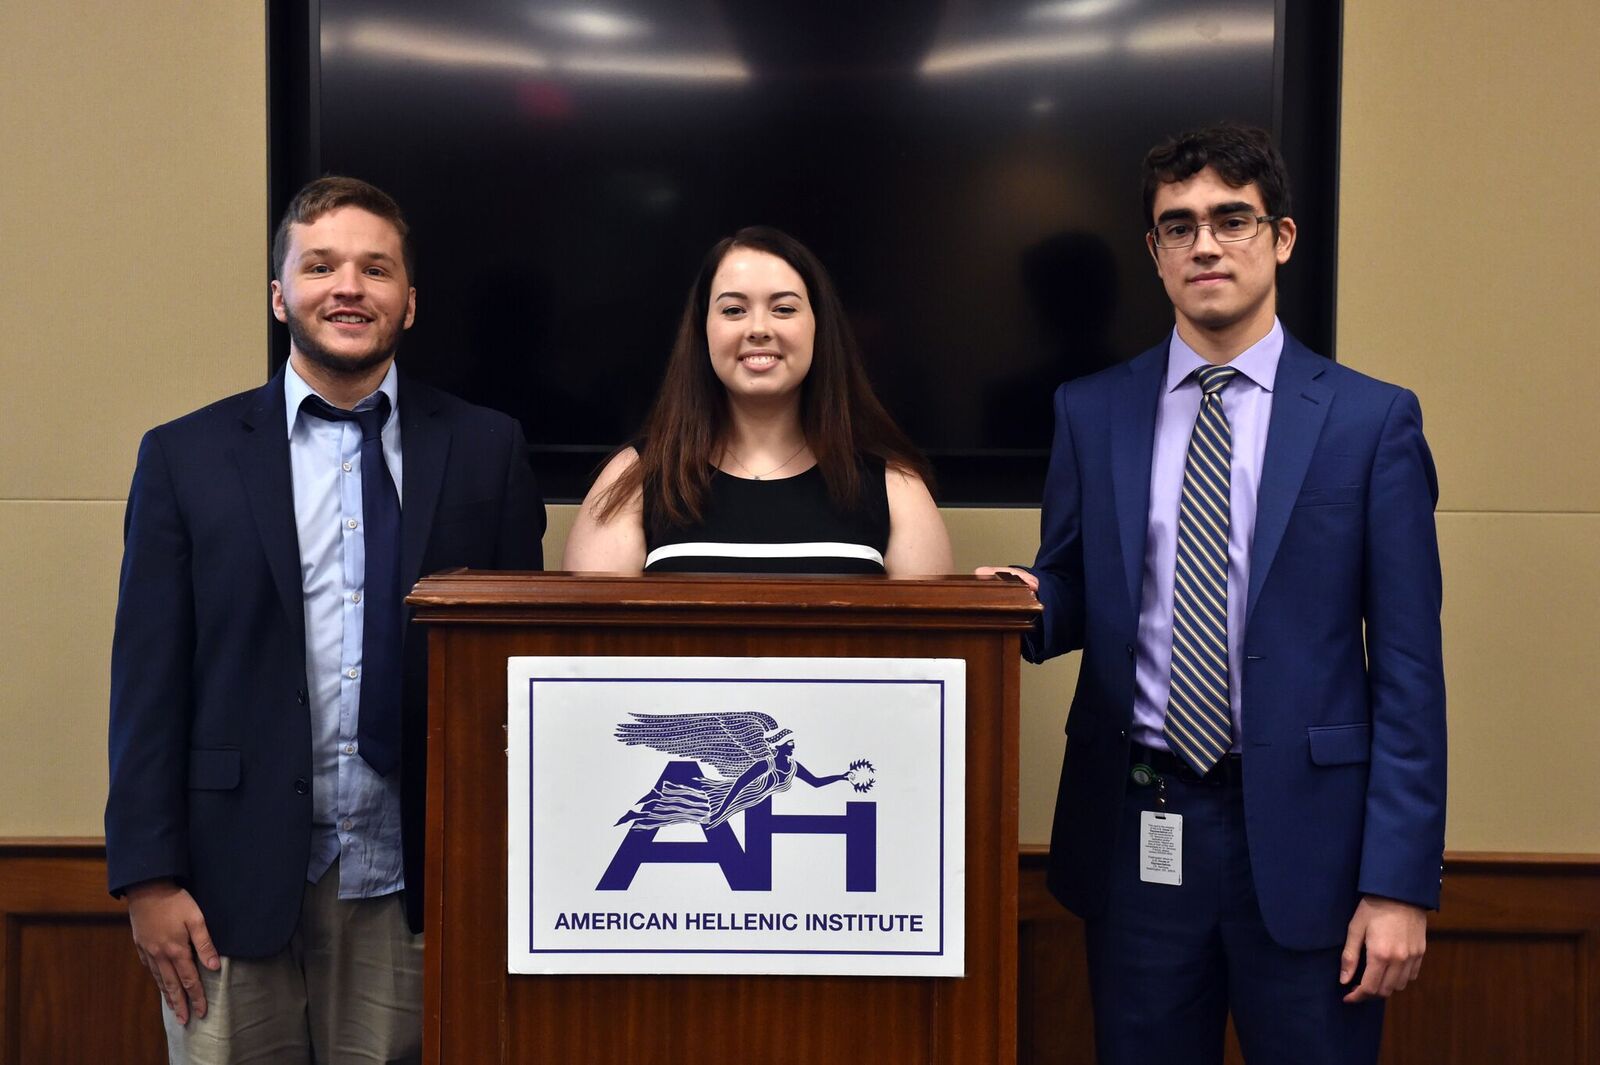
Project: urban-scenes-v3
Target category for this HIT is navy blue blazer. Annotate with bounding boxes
[1026,334,1446,950]
[106,370,545,957]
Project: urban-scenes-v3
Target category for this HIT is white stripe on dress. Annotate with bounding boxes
[644,541,885,568]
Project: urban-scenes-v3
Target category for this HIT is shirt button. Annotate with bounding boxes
[344,743,356,755]
[351,592,361,603]
[341,818,354,831]
[347,667,359,679]
[347,518,359,529]
[342,461,352,472]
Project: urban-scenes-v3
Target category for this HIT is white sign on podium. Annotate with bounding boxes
[507,656,965,976]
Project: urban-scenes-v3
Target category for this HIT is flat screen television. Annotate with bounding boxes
[269,0,1341,503]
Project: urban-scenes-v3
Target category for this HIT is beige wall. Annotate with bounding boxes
[2,3,1595,852]
[0,3,266,833]
[1339,0,1600,850]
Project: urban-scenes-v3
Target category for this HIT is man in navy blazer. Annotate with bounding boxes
[985,126,1445,1063]
[106,177,545,1061]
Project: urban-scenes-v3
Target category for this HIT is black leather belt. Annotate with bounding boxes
[1130,744,1244,787]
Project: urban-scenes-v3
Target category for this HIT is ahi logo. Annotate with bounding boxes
[598,711,878,892]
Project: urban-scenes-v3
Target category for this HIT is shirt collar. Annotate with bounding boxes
[1165,317,1284,394]
[283,359,400,438]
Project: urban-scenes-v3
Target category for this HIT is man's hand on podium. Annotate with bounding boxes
[127,878,221,1025]
[974,566,1039,593]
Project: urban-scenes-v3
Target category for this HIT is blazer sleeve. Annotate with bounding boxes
[493,419,547,570]
[105,429,195,896]
[1357,389,1447,909]
[1023,382,1087,663]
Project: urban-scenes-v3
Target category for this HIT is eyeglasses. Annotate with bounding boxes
[1150,213,1279,249]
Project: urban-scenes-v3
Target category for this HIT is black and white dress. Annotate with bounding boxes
[643,462,890,574]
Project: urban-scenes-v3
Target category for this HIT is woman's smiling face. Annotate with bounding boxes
[705,247,815,402]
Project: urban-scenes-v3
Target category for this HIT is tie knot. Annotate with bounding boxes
[1197,366,1239,397]
[300,392,391,441]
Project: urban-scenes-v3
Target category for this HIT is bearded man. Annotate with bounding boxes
[106,176,545,1063]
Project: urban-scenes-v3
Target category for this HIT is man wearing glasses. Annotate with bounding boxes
[984,125,1445,1063]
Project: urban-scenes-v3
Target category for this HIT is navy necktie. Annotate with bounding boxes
[300,392,402,777]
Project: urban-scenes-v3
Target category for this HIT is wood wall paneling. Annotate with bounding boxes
[0,840,165,1065]
[3,841,1594,1065]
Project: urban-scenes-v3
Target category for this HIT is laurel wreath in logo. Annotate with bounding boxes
[847,758,877,793]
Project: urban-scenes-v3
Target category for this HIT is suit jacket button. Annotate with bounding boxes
[1119,729,1128,741]
[1125,644,1135,658]
[296,689,307,706]
[294,778,310,795]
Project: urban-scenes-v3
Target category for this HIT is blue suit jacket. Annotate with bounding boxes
[105,370,545,957]
[1026,334,1446,950]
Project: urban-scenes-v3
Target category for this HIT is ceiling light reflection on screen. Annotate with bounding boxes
[328,19,745,83]
[1124,12,1275,54]
[1028,0,1127,22]
[534,8,652,41]
[329,21,551,72]
[920,33,1116,76]
[561,53,749,82]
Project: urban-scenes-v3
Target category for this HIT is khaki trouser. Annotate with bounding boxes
[161,860,422,1064]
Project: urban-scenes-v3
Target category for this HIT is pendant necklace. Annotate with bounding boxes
[726,440,808,480]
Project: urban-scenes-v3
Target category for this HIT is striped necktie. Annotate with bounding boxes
[1164,365,1240,775]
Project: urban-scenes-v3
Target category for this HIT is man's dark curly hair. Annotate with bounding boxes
[1141,124,1292,227]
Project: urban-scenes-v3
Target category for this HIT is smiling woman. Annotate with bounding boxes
[562,226,952,577]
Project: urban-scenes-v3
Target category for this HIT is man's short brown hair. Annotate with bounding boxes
[271,176,414,282]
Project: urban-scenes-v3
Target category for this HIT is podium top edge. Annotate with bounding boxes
[406,570,1043,620]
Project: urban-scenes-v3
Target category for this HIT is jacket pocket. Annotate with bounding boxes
[1294,484,1363,508]
[188,748,241,790]
[1307,723,1370,766]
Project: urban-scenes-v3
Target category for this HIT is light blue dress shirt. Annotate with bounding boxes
[1130,319,1284,752]
[284,361,406,898]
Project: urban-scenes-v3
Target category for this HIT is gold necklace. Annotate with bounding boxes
[725,440,808,480]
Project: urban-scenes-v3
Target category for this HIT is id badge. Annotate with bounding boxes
[1139,810,1183,885]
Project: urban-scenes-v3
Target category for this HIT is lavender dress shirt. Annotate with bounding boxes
[1130,319,1284,752]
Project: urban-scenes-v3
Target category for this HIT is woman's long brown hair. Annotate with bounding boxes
[594,227,932,532]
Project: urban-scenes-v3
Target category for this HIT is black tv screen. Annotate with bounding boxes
[270,0,1340,503]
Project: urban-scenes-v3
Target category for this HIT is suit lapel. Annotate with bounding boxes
[1112,343,1168,616]
[1246,337,1332,624]
[233,373,305,652]
[399,376,451,595]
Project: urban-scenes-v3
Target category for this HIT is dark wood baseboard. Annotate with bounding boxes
[4,840,1595,1064]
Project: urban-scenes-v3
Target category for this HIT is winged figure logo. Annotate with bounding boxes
[613,711,876,831]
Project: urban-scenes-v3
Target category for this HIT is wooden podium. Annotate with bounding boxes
[408,572,1040,1064]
